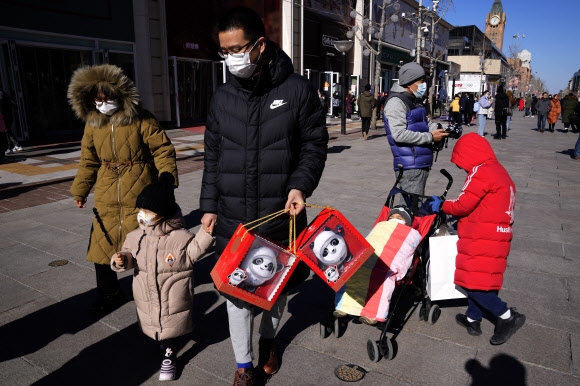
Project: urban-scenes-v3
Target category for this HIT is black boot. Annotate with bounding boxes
[490,308,526,345]
[456,314,482,336]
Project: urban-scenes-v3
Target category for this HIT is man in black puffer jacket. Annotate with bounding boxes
[200,7,328,385]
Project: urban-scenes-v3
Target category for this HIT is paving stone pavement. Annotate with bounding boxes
[0,114,579,385]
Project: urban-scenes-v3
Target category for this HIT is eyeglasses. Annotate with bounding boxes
[93,97,116,105]
[218,39,258,59]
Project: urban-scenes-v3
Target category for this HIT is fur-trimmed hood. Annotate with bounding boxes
[67,64,141,127]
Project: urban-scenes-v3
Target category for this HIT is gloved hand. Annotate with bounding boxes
[429,195,443,213]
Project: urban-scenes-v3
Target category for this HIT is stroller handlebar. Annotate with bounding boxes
[439,169,453,198]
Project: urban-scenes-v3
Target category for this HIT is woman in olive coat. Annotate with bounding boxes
[68,64,178,312]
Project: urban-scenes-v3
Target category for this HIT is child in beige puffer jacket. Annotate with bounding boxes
[111,172,214,381]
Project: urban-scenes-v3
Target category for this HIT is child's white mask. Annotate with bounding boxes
[137,210,160,229]
[388,218,407,225]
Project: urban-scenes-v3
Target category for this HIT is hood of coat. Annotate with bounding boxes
[67,64,141,127]
[450,133,497,171]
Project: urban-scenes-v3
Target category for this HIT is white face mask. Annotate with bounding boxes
[224,40,261,78]
[137,210,160,229]
[96,100,119,115]
[413,82,427,99]
[388,218,407,225]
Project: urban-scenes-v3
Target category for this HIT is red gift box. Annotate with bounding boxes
[210,224,298,310]
[293,208,374,291]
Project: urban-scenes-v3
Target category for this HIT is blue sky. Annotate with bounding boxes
[441,0,580,93]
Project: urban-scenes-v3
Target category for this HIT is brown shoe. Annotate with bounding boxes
[258,339,279,375]
[233,368,255,386]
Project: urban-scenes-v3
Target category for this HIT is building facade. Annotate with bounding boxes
[0,0,452,144]
[448,24,509,94]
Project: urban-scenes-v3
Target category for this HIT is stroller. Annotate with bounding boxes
[319,165,453,362]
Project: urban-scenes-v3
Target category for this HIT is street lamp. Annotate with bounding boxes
[333,40,354,135]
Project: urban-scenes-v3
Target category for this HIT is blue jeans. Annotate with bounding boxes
[463,289,508,321]
[506,115,511,130]
[574,134,580,157]
[524,107,530,116]
[477,114,487,136]
[537,114,547,131]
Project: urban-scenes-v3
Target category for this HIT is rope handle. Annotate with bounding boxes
[241,203,336,254]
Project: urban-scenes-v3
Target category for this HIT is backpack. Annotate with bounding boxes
[473,101,480,112]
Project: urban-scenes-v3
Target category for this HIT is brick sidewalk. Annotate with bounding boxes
[0,120,377,213]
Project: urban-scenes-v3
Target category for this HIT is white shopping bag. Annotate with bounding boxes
[427,235,466,301]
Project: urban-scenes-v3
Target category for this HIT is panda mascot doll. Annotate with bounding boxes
[310,225,352,282]
[236,246,284,292]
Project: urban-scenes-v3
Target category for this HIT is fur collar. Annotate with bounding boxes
[67,64,141,127]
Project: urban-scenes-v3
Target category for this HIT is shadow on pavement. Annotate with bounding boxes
[26,290,225,385]
[327,145,351,154]
[0,277,132,364]
[31,322,159,386]
[465,354,526,386]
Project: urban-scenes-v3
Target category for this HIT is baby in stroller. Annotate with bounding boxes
[333,206,421,325]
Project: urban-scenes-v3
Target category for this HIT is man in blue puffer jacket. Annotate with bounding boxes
[384,62,448,195]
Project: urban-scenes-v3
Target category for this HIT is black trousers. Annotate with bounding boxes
[361,117,371,135]
[495,115,507,137]
[95,263,120,295]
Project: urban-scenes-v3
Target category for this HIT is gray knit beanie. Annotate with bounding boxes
[399,62,426,87]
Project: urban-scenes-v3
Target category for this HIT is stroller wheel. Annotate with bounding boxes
[381,337,394,361]
[428,304,441,325]
[367,339,381,362]
[319,321,333,339]
[416,304,426,321]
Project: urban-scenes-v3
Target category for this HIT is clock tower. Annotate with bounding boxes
[485,0,506,51]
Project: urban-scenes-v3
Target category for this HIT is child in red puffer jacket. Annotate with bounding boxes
[429,133,525,345]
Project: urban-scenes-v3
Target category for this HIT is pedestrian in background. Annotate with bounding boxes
[68,64,178,314]
[358,84,376,140]
[201,8,328,385]
[524,94,532,117]
[466,93,475,126]
[383,62,448,195]
[429,133,525,346]
[111,173,214,381]
[571,101,580,160]
[547,94,561,132]
[494,86,510,139]
[561,93,578,132]
[506,90,515,131]
[460,92,469,125]
[477,90,492,136]
[536,92,552,133]
[0,111,8,162]
[450,94,461,124]
[531,94,538,117]
[345,91,354,121]
[0,89,22,154]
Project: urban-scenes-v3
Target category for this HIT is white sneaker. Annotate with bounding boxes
[159,358,176,381]
[4,149,12,155]
[13,146,22,152]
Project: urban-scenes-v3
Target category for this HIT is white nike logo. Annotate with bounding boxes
[270,100,287,109]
